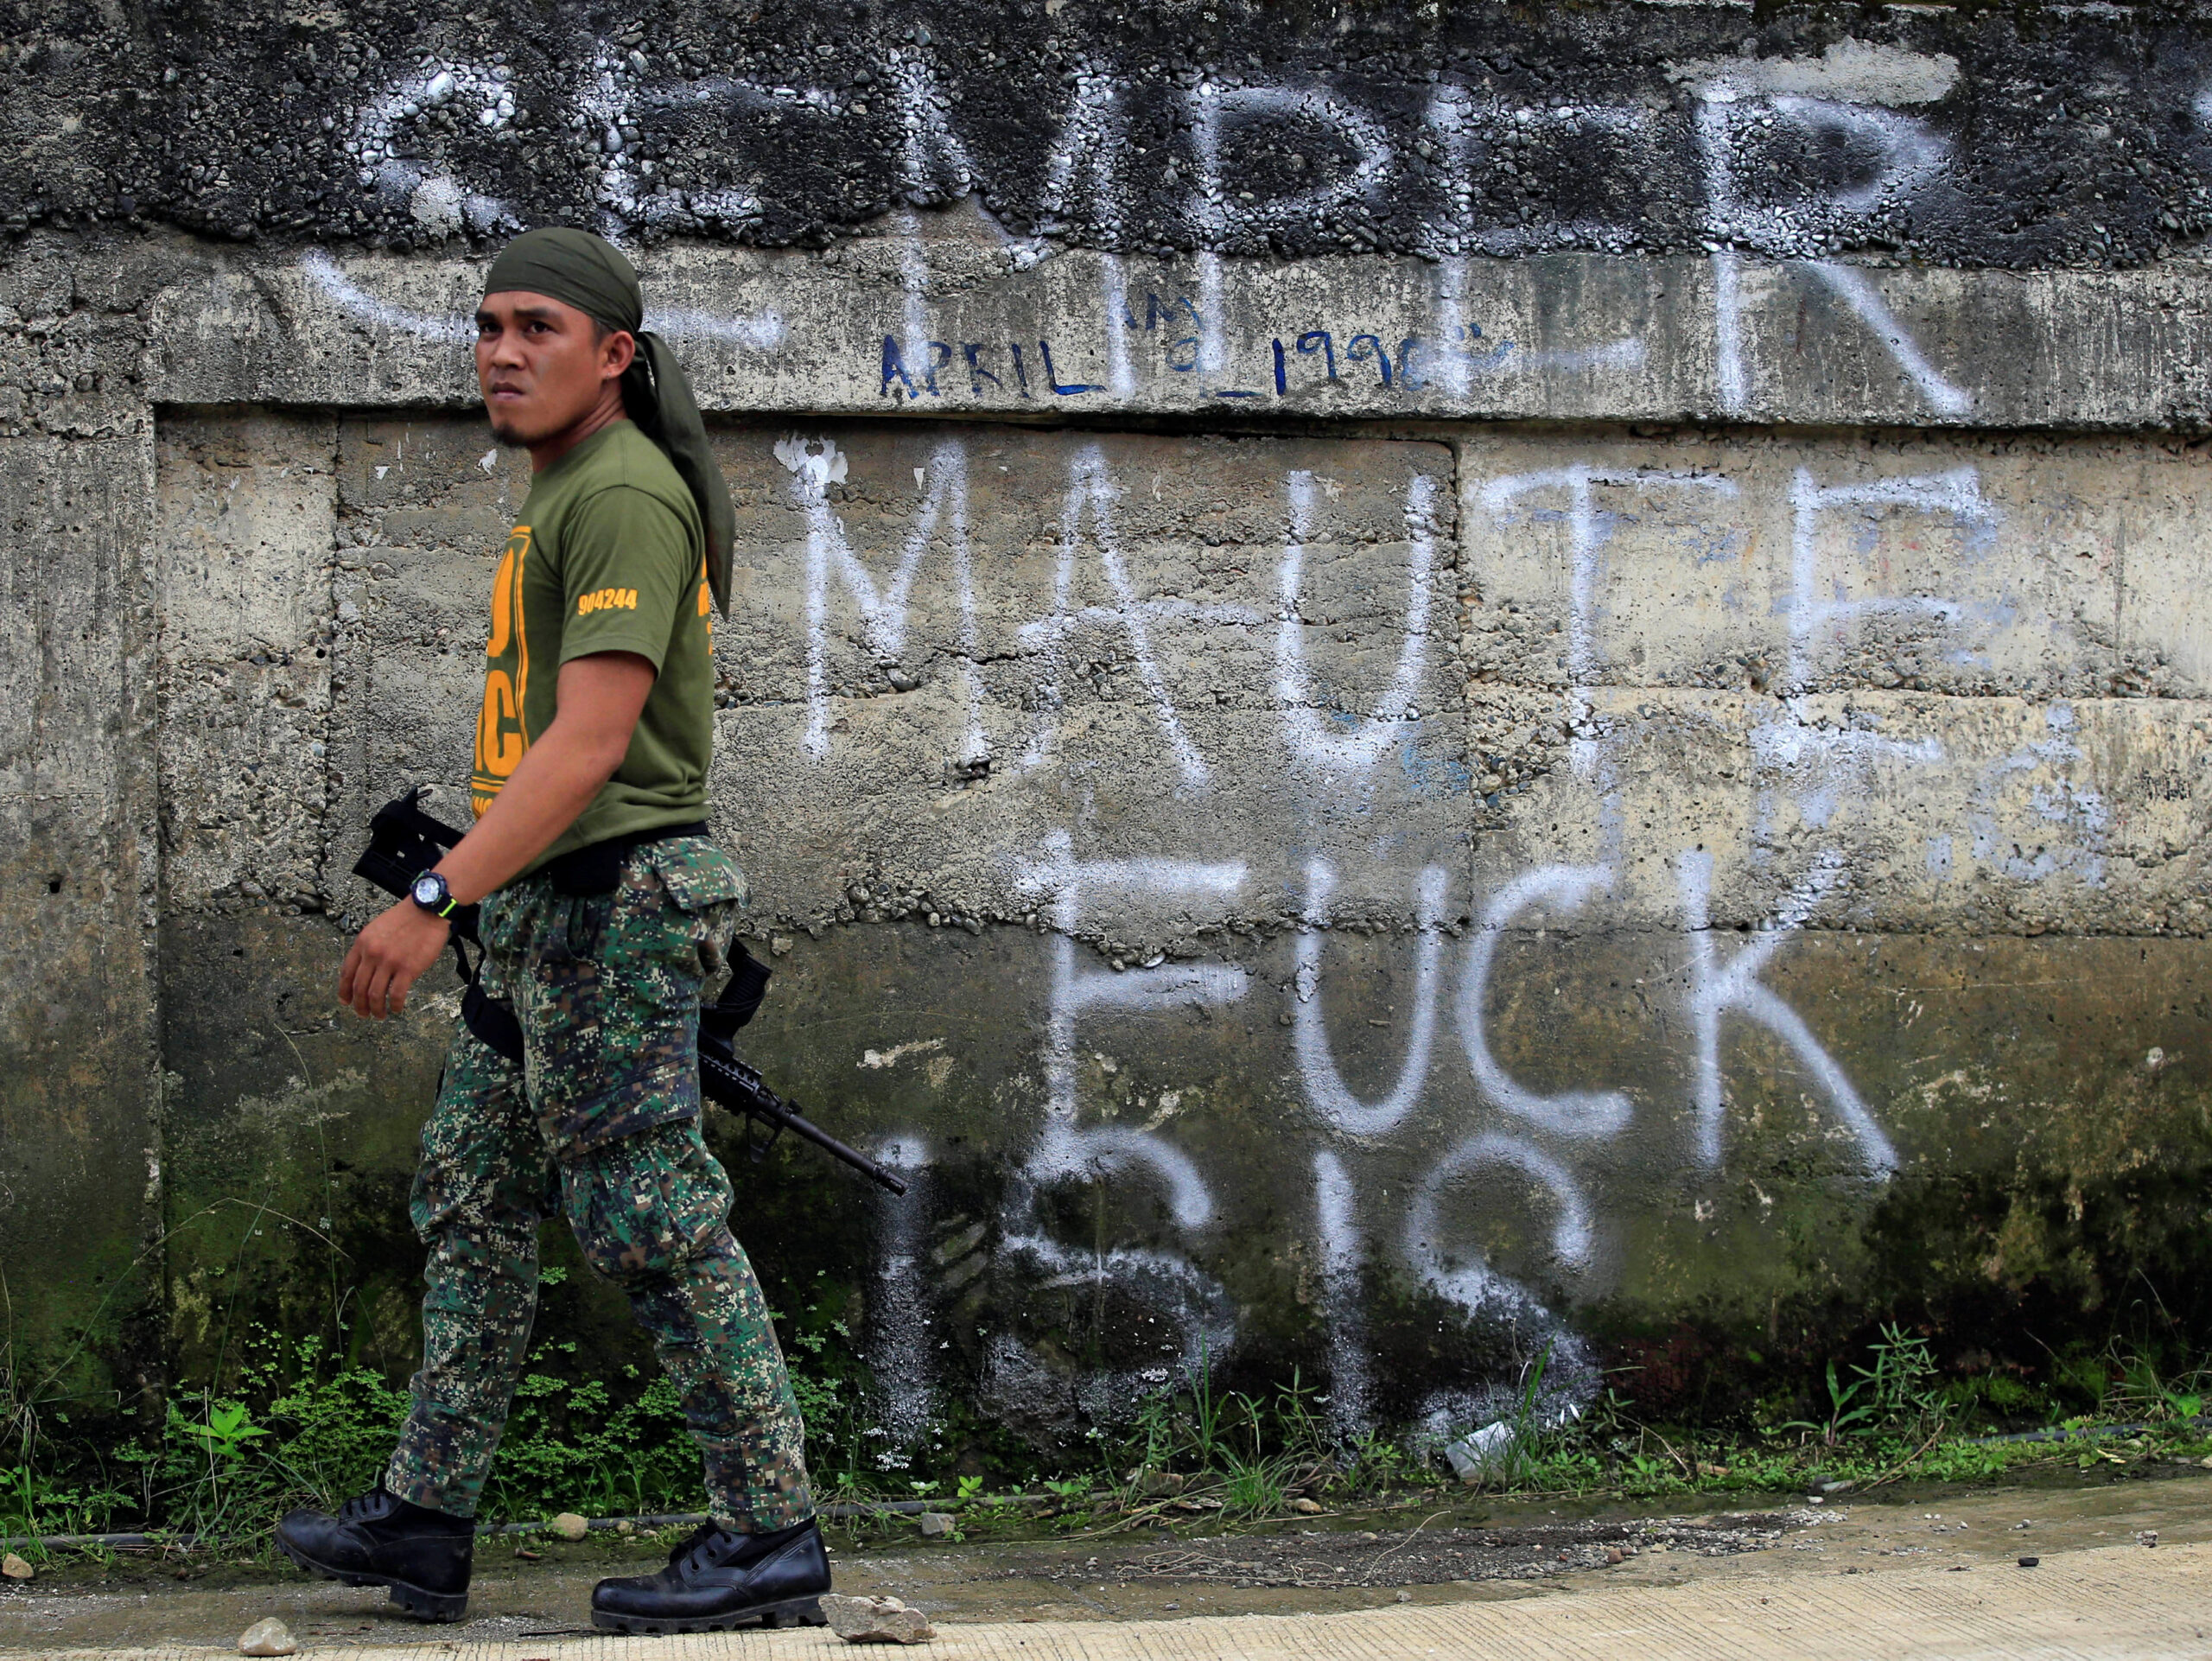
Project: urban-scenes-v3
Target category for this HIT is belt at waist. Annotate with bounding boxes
[541,821,710,896]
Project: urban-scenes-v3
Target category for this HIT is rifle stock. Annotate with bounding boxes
[352,789,907,1197]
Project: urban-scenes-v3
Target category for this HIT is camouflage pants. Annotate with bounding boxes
[384,838,815,1532]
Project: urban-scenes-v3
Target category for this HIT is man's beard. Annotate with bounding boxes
[486,410,534,448]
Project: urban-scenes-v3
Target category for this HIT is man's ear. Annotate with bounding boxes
[601,328,637,381]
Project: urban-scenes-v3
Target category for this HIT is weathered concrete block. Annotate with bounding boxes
[1473,688,2212,938]
[1458,427,2212,702]
[156,416,338,908]
[0,431,161,1408]
[96,368,2212,1448]
[139,239,2212,433]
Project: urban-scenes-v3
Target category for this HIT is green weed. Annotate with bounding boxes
[1782,1324,1948,1447]
[0,1464,130,1552]
[12,1309,2212,1550]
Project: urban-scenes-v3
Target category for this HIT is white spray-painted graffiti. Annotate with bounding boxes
[300,248,787,350]
[806,429,2088,1450]
[777,432,988,767]
[1694,81,1972,416]
[1783,466,1997,695]
[1679,850,1897,1175]
[925,833,1879,1448]
[1310,1149,1372,1444]
[1278,470,1439,773]
[307,40,1985,420]
[1016,448,1259,785]
[1478,465,1739,782]
[1459,867,1631,1142]
[861,1137,940,1463]
[971,834,1248,1439]
[1294,862,1448,1137]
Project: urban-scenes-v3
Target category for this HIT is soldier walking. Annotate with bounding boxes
[275,228,830,1634]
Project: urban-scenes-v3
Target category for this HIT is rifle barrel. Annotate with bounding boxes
[699,1052,909,1196]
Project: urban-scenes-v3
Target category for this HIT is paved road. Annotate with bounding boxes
[4,1474,2208,1658]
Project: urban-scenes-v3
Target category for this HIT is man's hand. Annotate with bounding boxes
[337,650,655,1022]
[338,899,454,1020]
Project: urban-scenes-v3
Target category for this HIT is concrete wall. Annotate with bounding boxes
[9,1,2212,1463]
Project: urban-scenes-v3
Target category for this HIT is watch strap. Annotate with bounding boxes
[412,871,460,919]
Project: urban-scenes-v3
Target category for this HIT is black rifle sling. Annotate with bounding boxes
[701,942,772,1042]
[461,977,527,1066]
[445,935,525,1067]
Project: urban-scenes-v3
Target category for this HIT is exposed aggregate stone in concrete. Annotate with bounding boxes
[8,3,2212,269]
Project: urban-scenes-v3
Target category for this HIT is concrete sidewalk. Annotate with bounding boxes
[5,1539,2207,1661]
[6,1475,2209,1660]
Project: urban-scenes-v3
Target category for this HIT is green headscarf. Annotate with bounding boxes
[483,227,735,616]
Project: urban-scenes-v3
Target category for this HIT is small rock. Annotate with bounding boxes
[1394,1589,1412,1603]
[1,1553,31,1581]
[238,1617,297,1657]
[1605,1547,1624,1564]
[550,1512,589,1541]
[1137,1470,1185,1498]
[822,1593,935,1644]
[2142,1531,2159,1548]
[617,1519,635,1535]
[917,1511,957,1538]
[771,935,794,957]
[2018,1556,2040,1569]
[1289,1497,1323,1514]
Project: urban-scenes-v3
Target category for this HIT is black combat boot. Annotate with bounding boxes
[590,1517,832,1633]
[274,1484,474,1621]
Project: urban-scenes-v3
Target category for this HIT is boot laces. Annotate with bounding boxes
[668,1521,727,1574]
[335,1487,397,1525]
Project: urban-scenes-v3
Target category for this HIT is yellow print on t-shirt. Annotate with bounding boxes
[471,525,532,817]
[577,586,638,617]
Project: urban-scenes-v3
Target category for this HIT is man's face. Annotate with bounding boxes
[474,290,631,447]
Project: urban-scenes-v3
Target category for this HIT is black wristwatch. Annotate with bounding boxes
[410,870,460,920]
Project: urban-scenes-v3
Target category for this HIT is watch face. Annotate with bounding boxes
[412,875,444,907]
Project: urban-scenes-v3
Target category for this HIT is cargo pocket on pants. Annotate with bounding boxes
[637,838,748,977]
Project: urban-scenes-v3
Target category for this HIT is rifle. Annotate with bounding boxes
[353,789,907,1196]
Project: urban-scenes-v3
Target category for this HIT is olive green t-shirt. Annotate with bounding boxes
[469,422,715,870]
